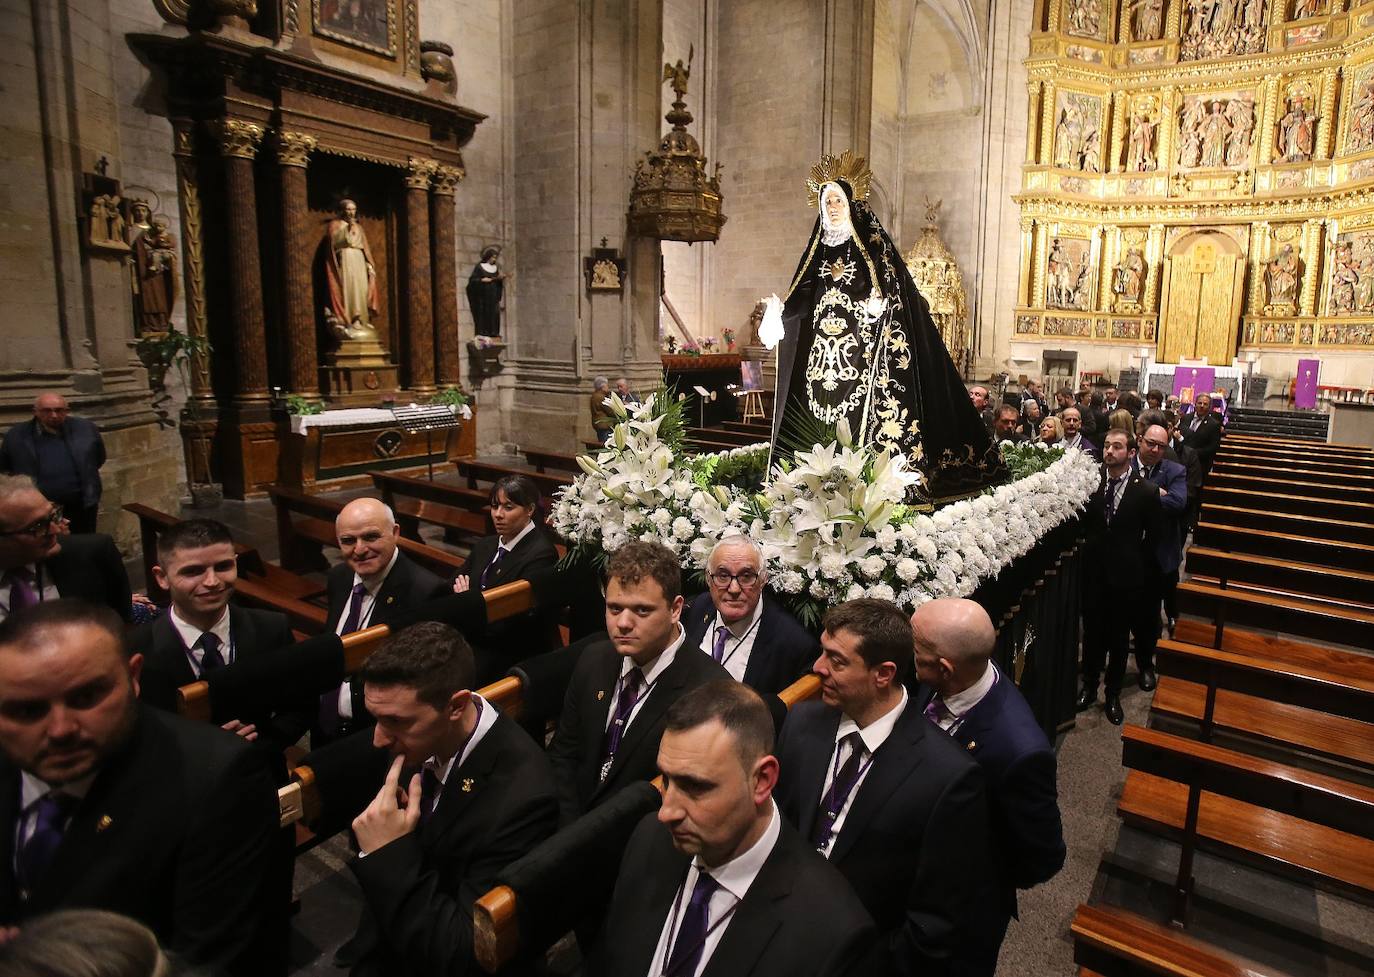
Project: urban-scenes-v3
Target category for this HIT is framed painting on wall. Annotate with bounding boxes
[313,0,397,58]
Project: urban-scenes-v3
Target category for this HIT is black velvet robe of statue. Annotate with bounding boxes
[466,262,503,337]
[771,186,1007,504]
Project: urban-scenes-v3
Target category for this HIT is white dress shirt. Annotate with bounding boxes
[423,693,497,814]
[929,662,998,734]
[697,598,763,683]
[334,548,400,720]
[646,803,782,977]
[605,624,685,735]
[818,688,908,858]
[169,604,233,677]
[0,563,61,623]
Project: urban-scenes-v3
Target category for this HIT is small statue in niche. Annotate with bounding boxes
[1053,103,1080,168]
[1329,242,1358,314]
[1359,257,1374,312]
[1200,101,1232,168]
[1225,99,1255,167]
[1277,93,1318,162]
[590,259,620,289]
[1348,81,1374,153]
[130,216,178,334]
[1080,127,1101,172]
[1046,237,1070,307]
[1127,109,1158,171]
[1066,0,1101,37]
[88,194,126,247]
[1292,0,1325,19]
[1263,244,1302,310]
[466,245,507,337]
[1112,248,1147,308]
[319,198,379,342]
[1129,0,1164,40]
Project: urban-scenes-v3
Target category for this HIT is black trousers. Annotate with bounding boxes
[1131,570,1174,674]
[1082,586,1140,695]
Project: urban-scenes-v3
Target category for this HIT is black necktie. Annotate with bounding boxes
[1105,476,1124,524]
[199,632,225,672]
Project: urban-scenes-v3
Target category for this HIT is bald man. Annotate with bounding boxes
[0,393,106,534]
[315,498,449,745]
[911,599,1065,974]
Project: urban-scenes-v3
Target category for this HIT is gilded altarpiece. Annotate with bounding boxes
[1015,0,1374,377]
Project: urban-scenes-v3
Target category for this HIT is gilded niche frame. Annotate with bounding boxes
[312,0,398,59]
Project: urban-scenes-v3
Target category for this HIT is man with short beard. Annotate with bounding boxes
[0,600,280,975]
[1058,407,1097,459]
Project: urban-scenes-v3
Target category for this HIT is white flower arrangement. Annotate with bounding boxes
[551,392,1100,622]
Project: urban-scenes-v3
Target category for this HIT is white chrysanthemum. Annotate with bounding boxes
[867,582,896,602]
[859,555,887,579]
[819,552,849,580]
[914,536,938,563]
[845,584,866,601]
[672,516,696,541]
[895,557,922,582]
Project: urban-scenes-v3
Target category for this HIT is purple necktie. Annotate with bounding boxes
[199,632,225,673]
[811,732,867,851]
[480,547,505,590]
[710,625,730,663]
[6,569,37,613]
[341,581,368,634]
[419,766,442,826]
[16,793,75,897]
[600,669,644,778]
[666,871,721,977]
[923,695,952,729]
[1104,476,1123,524]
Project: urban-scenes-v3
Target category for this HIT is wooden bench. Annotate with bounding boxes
[455,460,571,498]
[1193,520,1374,575]
[686,426,760,448]
[1203,471,1374,507]
[369,470,493,542]
[266,484,465,578]
[1198,503,1374,547]
[1176,579,1374,651]
[1222,432,1374,457]
[1185,546,1374,609]
[1202,485,1374,526]
[523,449,583,475]
[1213,448,1374,477]
[1151,638,1374,769]
[1118,724,1374,918]
[721,420,772,437]
[470,674,824,973]
[1070,902,1296,977]
[1211,459,1374,490]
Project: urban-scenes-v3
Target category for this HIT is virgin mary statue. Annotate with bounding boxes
[761,152,1006,503]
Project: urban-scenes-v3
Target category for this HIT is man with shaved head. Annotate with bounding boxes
[0,393,106,534]
[911,598,1065,974]
[315,498,449,745]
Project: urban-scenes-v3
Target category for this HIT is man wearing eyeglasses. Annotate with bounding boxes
[314,498,448,746]
[1132,424,1188,682]
[682,535,816,695]
[0,394,106,535]
[0,475,130,625]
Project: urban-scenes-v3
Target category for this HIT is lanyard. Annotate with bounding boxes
[600,670,659,781]
[715,612,763,670]
[658,869,741,977]
[817,736,876,849]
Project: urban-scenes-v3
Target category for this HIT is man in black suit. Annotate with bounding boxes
[0,393,106,533]
[0,600,280,975]
[1133,423,1189,679]
[1176,391,1224,475]
[991,404,1023,443]
[911,598,1065,974]
[774,599,994,977]
[0,475,130,624]
[548,540,728,826]
[681,534,815,695]
[1077,430,1164,725]
[131,518,308,755]
[1059,407,1098,459]
[317,621,560,976]
[316,498,449,744]
[596,680,876,977]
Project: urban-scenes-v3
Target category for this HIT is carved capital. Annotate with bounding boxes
[431,163,466,195]
[207,119,265,159]
[405,156,440,189]
[276,131,318,167]
[172,118,197,158]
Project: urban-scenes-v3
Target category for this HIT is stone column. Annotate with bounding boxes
[277,131,319,396]
[207,118,269,411]
[404,157,439,396]
[171,118,214,411]
[431,162,465,388]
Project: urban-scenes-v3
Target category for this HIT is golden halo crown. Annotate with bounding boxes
[806,150,872,209]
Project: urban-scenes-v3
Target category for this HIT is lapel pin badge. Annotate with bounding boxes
[461,778,474,793]
[965,741,977,751]
[386,596,395,604]
[596,690,605,701]
[97,815,113,832]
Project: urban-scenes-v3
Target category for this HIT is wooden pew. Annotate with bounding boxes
[369,470,493,542]
[1176,579,1374,651]
[1204,471,1374,507]
[1213,448,1374,478]
[1117,724,1374,918]
[470,674,824,973]
[1070,903,1296,977]
[266,484,465,578]
[1212,459,1374,491]
[686,426,759,448]
[1193,520,1374,575]
[1151,638,1374,769]
[455,460,571,498]
[1221,432,1374,458]
[523,449,583,475]
[176,579,537,723]
[1185,546,1374,608]
[1201,485,1374,526]
[1198,503,1374,547]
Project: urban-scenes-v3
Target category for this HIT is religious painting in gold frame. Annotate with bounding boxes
[313,0,398,58]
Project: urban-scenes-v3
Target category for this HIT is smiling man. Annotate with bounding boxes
[596,680,876,977]
[130,519,308,756]
[547,540,728,826]
[315,498,448,746]
[0,600,279,975]
[681,535,816,694]
[774,598,995,977]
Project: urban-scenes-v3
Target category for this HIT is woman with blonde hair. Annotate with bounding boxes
[0,910,171,977]
[1108,408,1135,434]
[1037,415,1064,445]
